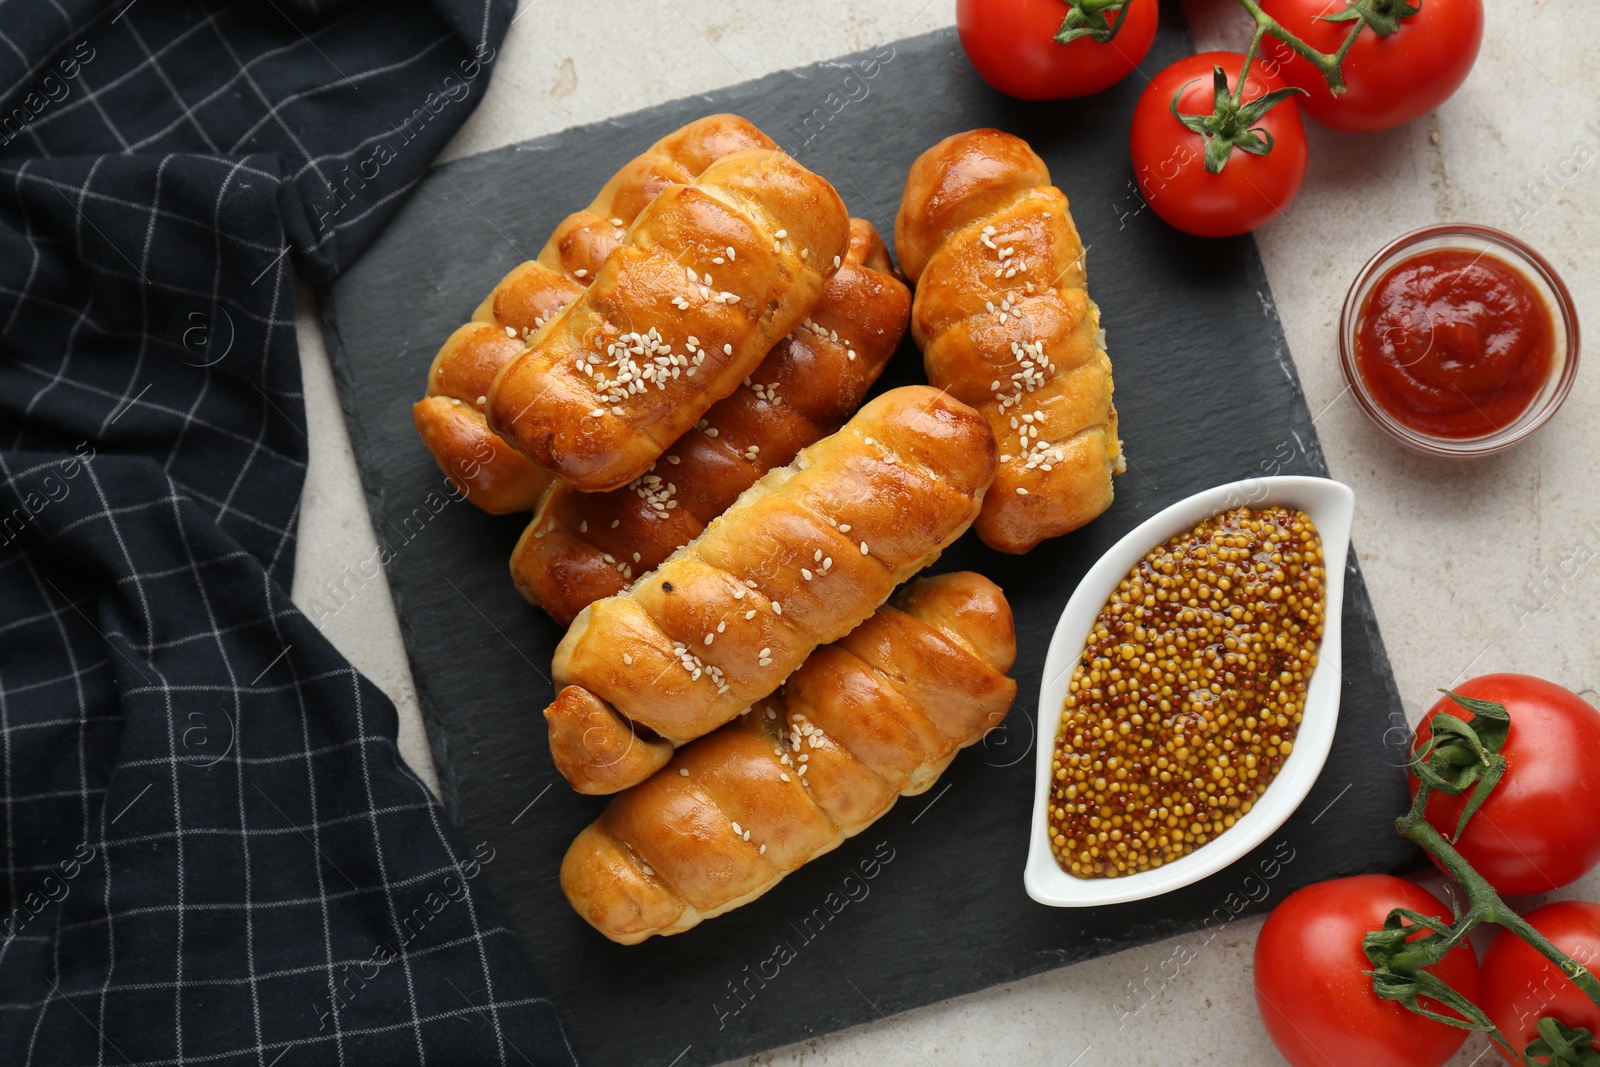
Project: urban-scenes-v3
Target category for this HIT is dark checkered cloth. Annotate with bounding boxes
[0,2,576,1064]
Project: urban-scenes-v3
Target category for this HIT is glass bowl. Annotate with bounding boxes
[1338,224,1580,458]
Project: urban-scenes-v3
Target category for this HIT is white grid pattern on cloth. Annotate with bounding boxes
[0,0,576,1064]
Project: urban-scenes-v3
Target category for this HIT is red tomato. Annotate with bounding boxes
[1129,51,1308,238]
[1258,0,1484,132]
[1481,901,1600,1064]
[956,0,1159,100]
[1255,875,1480,1067]
[1411,674,1600,896]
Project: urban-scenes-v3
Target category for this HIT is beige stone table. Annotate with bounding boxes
[290,2,1600,1062]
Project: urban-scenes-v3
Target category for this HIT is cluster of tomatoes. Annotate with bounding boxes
[956,0,1485,237]
[1257,675,1600,1067]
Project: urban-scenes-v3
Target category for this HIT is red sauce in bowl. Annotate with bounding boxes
[1353,248,1554,439]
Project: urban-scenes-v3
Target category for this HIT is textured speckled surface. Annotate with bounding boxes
[290,1,1600,1063]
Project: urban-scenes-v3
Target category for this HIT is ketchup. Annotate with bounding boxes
[1354,248,1554,439]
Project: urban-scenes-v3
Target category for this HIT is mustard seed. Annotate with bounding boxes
[1049,506,1325,879]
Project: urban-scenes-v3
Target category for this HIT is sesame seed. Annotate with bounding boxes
[726,246,736,260]
[504,326,517,338]
[860,542,869,554]
[731,822,743,835]
[475,395,486,406]
[716,621,726,633]
[704,633,714,646]
[779,773,790,782]
[610,217,624,227]
[745,610,756,619]
[623,653,633,665]
[772,602,782,615]
[1018,487,1029,495]
[574,269,588,278]
[679,768,689,777]
[801,568,813,581]
[610,519,620,528]
[759,844,767,855]
[775,229,788,239]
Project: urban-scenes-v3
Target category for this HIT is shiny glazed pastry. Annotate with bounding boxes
[560,571,1017,943]
[510,219,910,627]
[413,114,778,513]
[543,385,998,795]
[896,128,1123,554]
[487,148,851,492]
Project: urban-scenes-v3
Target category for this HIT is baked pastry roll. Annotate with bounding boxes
[896,128,1123,554]
[510,219,910,627]
[487,148,851,492]
[544,385,998,794]
[560,571,1017,943]
[414,114,776,513]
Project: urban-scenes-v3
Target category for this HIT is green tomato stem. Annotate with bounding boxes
[1054,0,1133,46]
[1233,25,1270,108]
[1232,0,1364,94]
[1391,785,1600,1009]
[1361,777,1598,1065]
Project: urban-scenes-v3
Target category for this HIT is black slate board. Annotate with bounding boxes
[318,12,1418,1066]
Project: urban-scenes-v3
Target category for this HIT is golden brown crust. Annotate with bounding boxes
[487,149,852,492]
[558,572,1018,944]
[544,386,997,794]
[544,686,673,794]
[895,128,1123,554]
[510,218,911,626]
[415,115,774,513]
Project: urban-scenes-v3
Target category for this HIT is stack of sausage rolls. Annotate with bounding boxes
[412,116,1123,943]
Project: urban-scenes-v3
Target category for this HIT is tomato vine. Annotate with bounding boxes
[1369,691,1600,1065]
[1181,0,1425,173]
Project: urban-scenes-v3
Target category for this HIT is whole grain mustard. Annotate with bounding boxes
[1050,505,1325,879]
